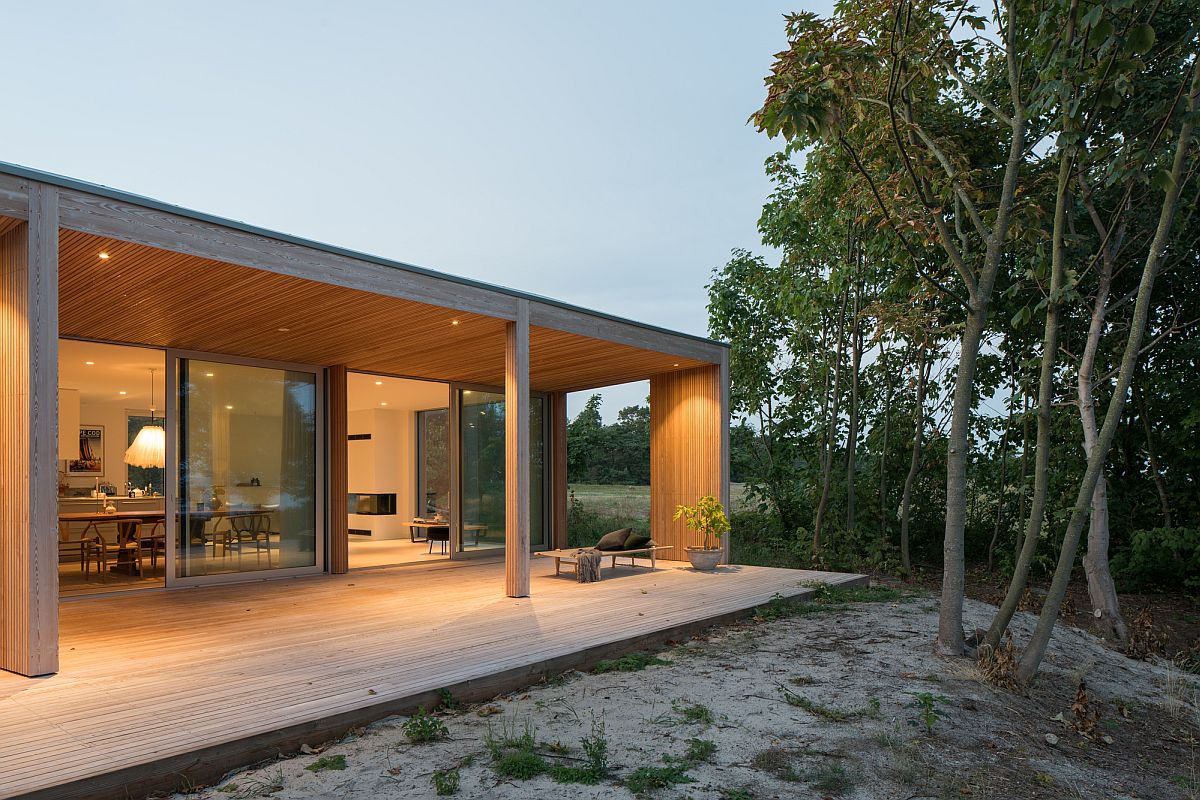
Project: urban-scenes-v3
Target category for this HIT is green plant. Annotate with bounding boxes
[672,699,715,726]
[908,692,948,734]
[547,719,610,784]
[673,495,730,551]
[402,706,449,743]
[804,762,854,794]
[431,768,460,795]
[1112,527,1200,592]
[593,652,671,673]
[304,754,347,772]
[626,764,692,795]
[684,737,716,762]
[721,789,754,800]
[494,749,547,779]
[437,687,458,710]
[750,747,799,781]
[780,686,876,722]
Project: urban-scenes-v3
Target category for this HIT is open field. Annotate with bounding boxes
[569,483,753,520]
[172,586,1200,800]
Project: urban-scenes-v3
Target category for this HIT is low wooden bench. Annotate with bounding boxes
[536,546,673,577]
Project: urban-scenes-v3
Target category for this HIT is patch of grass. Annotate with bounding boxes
[304,754,347,772]
[804,762,854,795]
[593,652,671,673]
[750,747,799,781]
[403,706,449,743]
[672,699,715,726]
[486,715,610,785]
[431,768,460,795]
[720,789,754,800]
[805,582,906,606]
[547,720,610,785]
[684,737,716,763]
[230,767,284,799]
[625,764,692,795]
[779,686,862,721]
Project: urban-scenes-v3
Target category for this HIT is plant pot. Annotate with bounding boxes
[686,547,723,571]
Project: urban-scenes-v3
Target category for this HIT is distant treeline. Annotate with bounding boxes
[567,394,760,486]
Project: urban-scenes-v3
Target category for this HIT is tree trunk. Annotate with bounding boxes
[813,286,849,560]
[1077,205,1127,645]
[1015,391,1031,561]
[899,346,929,578]
[984,147,1071,652]
[1018,65,1197,681]
[878,335,894,547]
[846,278,862,534]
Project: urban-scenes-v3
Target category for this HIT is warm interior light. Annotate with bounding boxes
[119,391,127,395]
[380,401,388,406]
[98,252,110,260]
[124,368,165,469]
[85,361,95,366]
[205,372,214,377]
[277,327,290,332]
[374,380,383,386]
[225,404,234,410]
[673,363,680,367]
[451,320,460,326]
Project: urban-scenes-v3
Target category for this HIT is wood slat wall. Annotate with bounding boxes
[649,365,728,560]
[0,186,59,676]
[505,302,531,598]
[549,392,569,549]
[327,366,349,574]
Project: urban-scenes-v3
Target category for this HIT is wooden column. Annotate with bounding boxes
[505,300,530,597]
[719,348,731,564]
[549,391,569,549]
[327,365,349,574]
[0,183,59,676]
[649,364,728,560]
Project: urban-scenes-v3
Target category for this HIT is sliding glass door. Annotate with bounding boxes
[171,355,322,582]
[456,388,546,556]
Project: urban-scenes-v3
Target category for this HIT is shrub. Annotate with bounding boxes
[431,768,460,795]
[1112,526,1200,592]
[402,707,449,743]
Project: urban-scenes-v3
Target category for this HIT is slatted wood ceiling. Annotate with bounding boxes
[649,365,725,555]
[57,229,712,392]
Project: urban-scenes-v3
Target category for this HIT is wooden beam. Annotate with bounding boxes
[505,300,531,597]
[0,183,59,676]
[528,300,727,364]
[327,366,349,574]
[649,365,727,560]
[550,392,569,549]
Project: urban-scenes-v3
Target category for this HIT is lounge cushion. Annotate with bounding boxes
[623,533,652,550]
[596,528,632,551]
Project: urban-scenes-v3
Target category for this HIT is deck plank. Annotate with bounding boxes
[0,560,864,799]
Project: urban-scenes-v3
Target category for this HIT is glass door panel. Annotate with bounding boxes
[175,358,319,578]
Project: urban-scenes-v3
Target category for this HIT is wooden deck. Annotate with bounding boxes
[0,559,865,800]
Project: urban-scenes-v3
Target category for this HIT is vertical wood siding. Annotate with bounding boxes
[0,184,59,676]
[649,365,728,559]
[327,366,349,574]
[505,301,531,597]
[549,392,569,548]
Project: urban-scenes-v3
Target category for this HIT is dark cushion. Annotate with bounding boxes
[623,533,652,550]
[596,528,632,551]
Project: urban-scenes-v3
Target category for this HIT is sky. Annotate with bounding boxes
[6,1,832,421]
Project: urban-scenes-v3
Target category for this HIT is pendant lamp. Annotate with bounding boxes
[124,368,165,469]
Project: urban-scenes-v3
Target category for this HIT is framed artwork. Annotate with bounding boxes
[67,424,104,476]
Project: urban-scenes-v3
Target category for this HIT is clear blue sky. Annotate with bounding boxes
[7,1,830,420]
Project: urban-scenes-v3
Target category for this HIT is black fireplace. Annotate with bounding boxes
[348,492,397,515]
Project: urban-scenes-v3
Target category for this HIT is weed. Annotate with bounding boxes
[547,719,610,785]
[684,737,716,763]
[721,789,754,800]
[593,652,671,673]
[804,761,854,794]
[672,699,715,726]
[485,716,537,759]
[431,768,460,795]
[304,754,347,772]
[402,707,449,743]
[437,687,458,711]
[977,631,1021,690]
[625,764,691,795]
[751,747,799,781]
[908,692,949,734]
[805,582,906,606]
[494,750,548,779]
[1034,772,1056,787]
[789,675,818,686]
[779,686,854,721]
[231,767,284,798]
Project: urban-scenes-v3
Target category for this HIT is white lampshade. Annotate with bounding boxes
[124,424,165,468]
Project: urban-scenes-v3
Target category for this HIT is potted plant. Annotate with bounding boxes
[673,495,729,570]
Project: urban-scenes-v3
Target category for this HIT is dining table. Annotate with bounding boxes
[58,509,167,575]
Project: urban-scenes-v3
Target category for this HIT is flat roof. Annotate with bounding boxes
[0,160,727,350]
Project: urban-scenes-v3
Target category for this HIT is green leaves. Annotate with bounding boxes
[1125,23,1155,55]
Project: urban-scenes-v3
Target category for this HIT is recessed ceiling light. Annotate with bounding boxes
[225,405,234,410]
[380,401,388,406]
[451,320,460,326]
[98,252,110,261]
[119,391,127,395]
[374,380,383,386]
[277,327,290,332]
[463,390,472,395]
[673,363,680,367]
[205,372,214,377]
[85,361,95,366]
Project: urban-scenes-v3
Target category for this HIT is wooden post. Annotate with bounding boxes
[327,365,349,574]
[0,183,59,676]
[505,300,531,597]
[550,391,569,549]
[719,348,732,564]
[649,364,727,559]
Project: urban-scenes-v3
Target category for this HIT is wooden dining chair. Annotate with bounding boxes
[230,513,273,568]
[80,520,143,580]
[138,519,167,573]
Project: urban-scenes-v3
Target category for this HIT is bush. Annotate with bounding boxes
[567,492,647,549]
[1112,526,1200,592]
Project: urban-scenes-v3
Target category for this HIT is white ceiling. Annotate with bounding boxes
[59,339,166,409]
[347,372,448,413]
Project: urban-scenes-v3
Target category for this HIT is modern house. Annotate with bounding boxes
[0,161,730,679]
